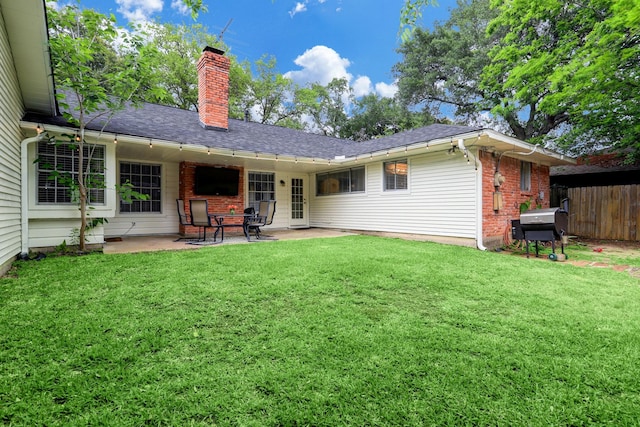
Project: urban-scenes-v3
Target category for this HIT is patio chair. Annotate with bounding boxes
[175,199,201,241]
[189,199,219,241]
[247,200,276,239]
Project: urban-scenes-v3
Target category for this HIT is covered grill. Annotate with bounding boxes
[519,207,568,258]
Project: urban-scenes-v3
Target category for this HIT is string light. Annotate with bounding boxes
[149,139,153,148]
[179,143,182,151]
[295,157,298,164]
[113,134,118,144]
[207,147,210,155]
[36,124,43,134]
[275,154,279,162]
[426,143,429,150]
[232,150,235,157]
[370,153,373,159]
[386,151,389,156]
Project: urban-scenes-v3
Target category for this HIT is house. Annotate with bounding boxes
[1,1,575,275]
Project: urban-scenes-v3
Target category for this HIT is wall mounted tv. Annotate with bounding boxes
[193,166,239,196]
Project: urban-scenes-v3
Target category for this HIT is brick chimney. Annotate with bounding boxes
[197,46,230,131]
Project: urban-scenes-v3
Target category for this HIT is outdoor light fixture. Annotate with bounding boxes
[179,143,182,151]
[113,134,118,144]
[149,140,153,148]
[36,124,43,134]
[207,148,210,155]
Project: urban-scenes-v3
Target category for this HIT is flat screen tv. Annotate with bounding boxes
[193,166,239,196]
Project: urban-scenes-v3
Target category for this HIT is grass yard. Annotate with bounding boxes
[1,235,639,426]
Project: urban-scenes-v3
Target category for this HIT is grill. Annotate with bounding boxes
[519,208,568,258]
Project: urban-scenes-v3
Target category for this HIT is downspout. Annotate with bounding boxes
[20,132,48,256]
[458,137,487,251]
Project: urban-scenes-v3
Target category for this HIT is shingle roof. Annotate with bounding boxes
[26,97,482,160]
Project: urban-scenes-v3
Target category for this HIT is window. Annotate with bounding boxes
[119,162,162,213]
[248,172,275,211]
[37,141,105,204]
[384,159,408,191]
[316,167,365,195]
[520,161,532,192]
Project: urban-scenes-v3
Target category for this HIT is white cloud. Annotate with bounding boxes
[284,46,352,86]
[170,0,189,15]
[115,0,163,22]
[289,2,308,18]
[352,76,373,97]
[375,81,398,98]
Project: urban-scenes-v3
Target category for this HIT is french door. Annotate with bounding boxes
[289,175,308,228]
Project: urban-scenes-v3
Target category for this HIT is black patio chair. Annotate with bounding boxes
[247,200,276,239]
[175,199,201,241]
[189,199,219,241]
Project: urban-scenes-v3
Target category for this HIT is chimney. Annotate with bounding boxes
[198,46,230,131]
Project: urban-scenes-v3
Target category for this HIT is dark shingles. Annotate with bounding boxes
[25,99,482,159]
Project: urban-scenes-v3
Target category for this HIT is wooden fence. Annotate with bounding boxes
[568,185,640,241]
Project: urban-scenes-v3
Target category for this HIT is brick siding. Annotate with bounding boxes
[479,150,550,248]
[178,161,245,235]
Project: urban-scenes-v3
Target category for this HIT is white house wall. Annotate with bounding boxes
[309,151,478,239]
[0,17,25,272]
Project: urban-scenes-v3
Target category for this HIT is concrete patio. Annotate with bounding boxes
[102,228,476,254]
[102,228,357,254]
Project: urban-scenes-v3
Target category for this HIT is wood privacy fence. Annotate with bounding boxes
[568,185,640,241]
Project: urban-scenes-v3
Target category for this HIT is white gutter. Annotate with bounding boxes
[459,137,487,251]
[20,131,48,256]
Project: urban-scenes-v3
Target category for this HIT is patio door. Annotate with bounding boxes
[289,175,309,228]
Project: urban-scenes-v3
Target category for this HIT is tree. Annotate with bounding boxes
[142,22,251,117]
[485,0,640,158]
[395,0,506,128]
[342,94,437,141]
[296,78,351,137]
[242,55,303,127]
[47,2,153,251]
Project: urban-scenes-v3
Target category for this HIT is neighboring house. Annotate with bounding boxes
[1,2,574,275]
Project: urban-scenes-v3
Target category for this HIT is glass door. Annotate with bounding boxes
[289,175,308,228]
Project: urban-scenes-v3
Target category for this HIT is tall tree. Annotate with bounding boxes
[342,94,437,141]
[142,22,251,117]
[47,2,153,251]
[243,55,303,127]
[296,78,351,137]
[395,0,505,128]
[485,0,640,157]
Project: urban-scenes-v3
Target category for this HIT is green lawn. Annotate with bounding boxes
[1,235,639,426]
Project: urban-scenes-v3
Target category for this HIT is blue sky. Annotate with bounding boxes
[72,0,456,98]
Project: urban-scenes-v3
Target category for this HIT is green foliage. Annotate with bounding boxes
[395,0,504,126]
[2,236,639,424]
[46,1,158,251]
[342,94,437,141]
[485,0,640,157]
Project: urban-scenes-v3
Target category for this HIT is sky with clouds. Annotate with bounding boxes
[72,0,456,99]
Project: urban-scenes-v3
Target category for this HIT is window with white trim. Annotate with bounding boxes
[37,140,105,204]
[316,167,365,195]
[248,172,275,212]
[383,159,408,191]
[119,162,162,213]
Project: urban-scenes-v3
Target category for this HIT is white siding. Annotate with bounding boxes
[104,160,180,237]
[0,17,25,272]
[29,219,103,249]
[309,151,478,239]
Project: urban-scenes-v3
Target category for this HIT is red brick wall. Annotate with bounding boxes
[197,47,230,130]
[178,162,245,235]
[479,151,550,248]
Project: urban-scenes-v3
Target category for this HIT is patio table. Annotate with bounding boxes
[210,213,254,242]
